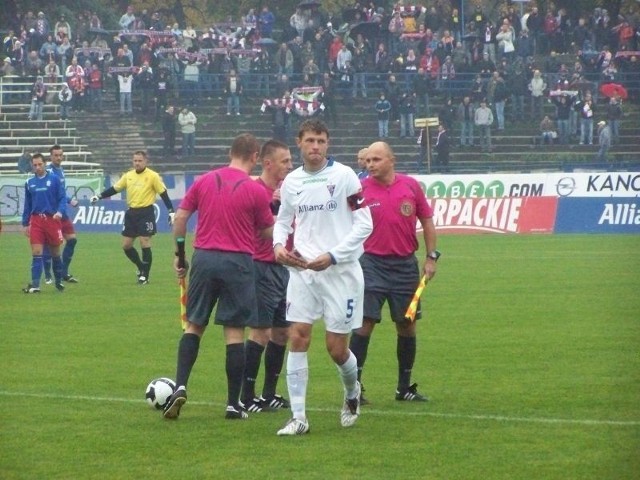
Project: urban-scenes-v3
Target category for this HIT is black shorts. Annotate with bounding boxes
[186,249,258,328]
[360,253,422,323]
[122,205,156,238]
[254,260,290,329]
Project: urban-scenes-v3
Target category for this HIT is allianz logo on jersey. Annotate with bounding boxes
[298,200,337,214]
[302,177,327,184]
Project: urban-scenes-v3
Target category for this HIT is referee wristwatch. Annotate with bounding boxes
[427,250,441,261]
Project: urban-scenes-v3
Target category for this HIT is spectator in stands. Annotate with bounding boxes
[87,63,103,112]
[606,96,623,144]
[178,107,197,157]
[122,43,134,66]
[181,56,202,107]
[111,47,132,102]
[336,44,352,72]
[457,96,475,148]
[259,6,276,38]
[352,46,368,98]
[162,106,177,157]
[440,56,455,96]
[17,150,32,174]
[1,57,16,104]
[551,94,574,144]
[289,8,308,39]
[388,11,404,55]
[412,67,431,117]
[434,123,450,172]
[476,52,495,79]
[276,42,294,76]
[488,71,508,130]
[54,14,71,43]
[516,29,533,60]
[225,69,243,115]
[32,12,50,51]
[118,72,133,114]
[470,73,486,106]
[579,94,595,145]
[449,8,462,43]
[496,21,516,61]
[44,57,60,84]
[526,6,543,55]
[24,50,44,79]
[119,6,136,32]
[39,34,56,62]
[528,69,546,119]
[375,92,391,138]
[596,120,611,161]
[474,99,494,152]
[539,115,557,145]
[27,75,47,120]
[135,61,154,114]
[58,82,73,120]
[154,69,171,121]
[438,96,456,131]
[398,92,416,138]
[482,22,497,63]
[419,47,440,81]
[321,72,337,126]
[508,61,527,122]
[383,74,401,123]
[338,59,355,106]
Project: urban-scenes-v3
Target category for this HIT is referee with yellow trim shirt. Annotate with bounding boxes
[91,150,175,284]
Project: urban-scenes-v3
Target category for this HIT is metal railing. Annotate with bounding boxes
[2,72,638,108]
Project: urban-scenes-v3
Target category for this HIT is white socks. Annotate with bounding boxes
[336,350,359,399]
[286,351,309,421]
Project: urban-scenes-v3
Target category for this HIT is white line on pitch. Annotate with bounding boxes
[1,390,638,427]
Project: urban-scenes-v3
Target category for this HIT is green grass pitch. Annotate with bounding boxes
[1,232,639,479]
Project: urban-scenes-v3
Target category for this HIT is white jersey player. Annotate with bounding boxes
[273,119,372,436]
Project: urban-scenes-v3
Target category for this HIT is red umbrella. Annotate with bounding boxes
[599,83,628,99]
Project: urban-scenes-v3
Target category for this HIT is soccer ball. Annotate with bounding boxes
[145,377,176,410]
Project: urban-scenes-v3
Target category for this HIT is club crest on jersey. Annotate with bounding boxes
[326,184,335,197]
[400,200,414,216]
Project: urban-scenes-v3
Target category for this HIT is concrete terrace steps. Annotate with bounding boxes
[5,95,637,175]
[0,105,94,168]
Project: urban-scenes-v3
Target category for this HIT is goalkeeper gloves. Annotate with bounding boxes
[90,195,99,204]
[168,211,175,225]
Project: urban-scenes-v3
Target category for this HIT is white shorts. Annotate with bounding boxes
[286,261,364,334]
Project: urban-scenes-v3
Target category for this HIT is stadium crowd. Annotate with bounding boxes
[1,2,638,152]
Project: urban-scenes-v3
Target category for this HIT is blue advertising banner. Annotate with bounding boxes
[71,200,193,233]
[555,197,640,234]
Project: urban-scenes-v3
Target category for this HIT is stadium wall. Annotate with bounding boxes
[1,172,638,234]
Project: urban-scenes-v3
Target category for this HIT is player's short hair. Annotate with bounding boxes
[297,119,330,139]
[260,139,289,161]
[32,153,45,162]
[230,133,261,162]
[49,144,62,154]
[133,150,148,159]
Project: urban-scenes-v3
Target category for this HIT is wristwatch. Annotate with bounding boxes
[427,251,441,261]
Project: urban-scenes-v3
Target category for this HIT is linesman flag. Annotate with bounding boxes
[404,250,440,322]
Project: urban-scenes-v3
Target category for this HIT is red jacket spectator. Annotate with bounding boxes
[419,50,440,79]
[543,13,558,35]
